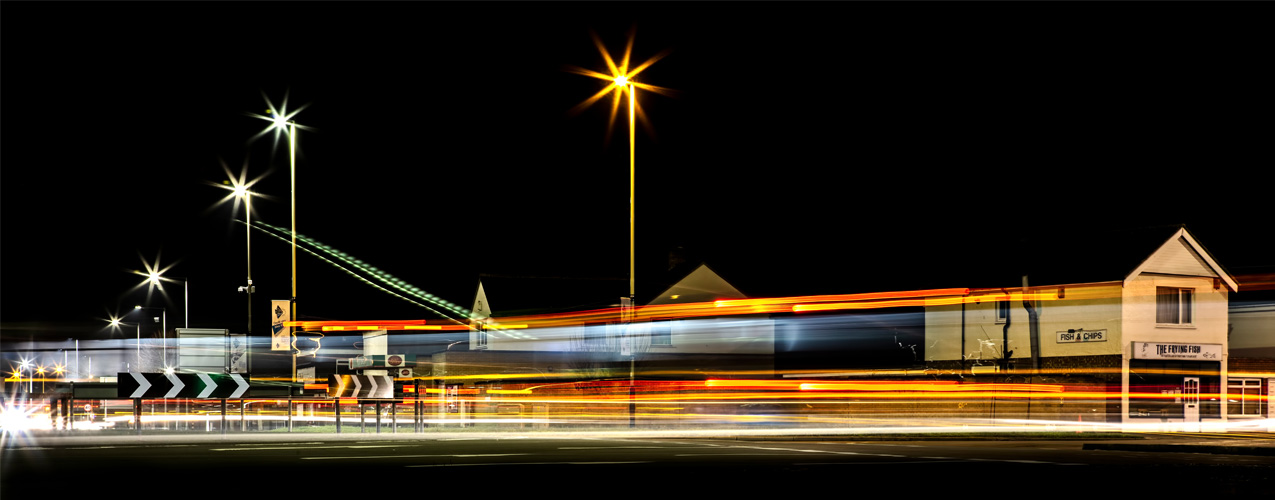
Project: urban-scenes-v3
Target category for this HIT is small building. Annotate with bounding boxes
[923,225,1239,426]
[424,263,775,385]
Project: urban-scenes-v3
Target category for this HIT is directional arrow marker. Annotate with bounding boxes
[124,372,151,398]
[328,375,393,398]
[119,372,254,399]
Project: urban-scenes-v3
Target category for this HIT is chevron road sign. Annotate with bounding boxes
[118,372,251,399]
[328,375,394,398]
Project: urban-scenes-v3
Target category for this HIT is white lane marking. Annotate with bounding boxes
[304,453,528,461]
[676,453,816,457]
[212,444,403,452]
[723,444,904,458]
[797,460,971,465]
[558,446,672,450]
[406,461,650,467]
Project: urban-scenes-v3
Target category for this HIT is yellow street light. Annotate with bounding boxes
[570,29,673,300]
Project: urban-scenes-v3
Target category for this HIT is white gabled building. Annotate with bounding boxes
[924,225,1239,426]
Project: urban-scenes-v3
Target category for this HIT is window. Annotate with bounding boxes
[995,300,1010,324]
[474,320,488,349]
[1228,379,1263,416]
[1156,287,1194,325]
[1128,360,1221,418]
[651,320,673,346]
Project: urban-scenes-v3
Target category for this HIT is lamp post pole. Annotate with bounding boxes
[133,306,167,369]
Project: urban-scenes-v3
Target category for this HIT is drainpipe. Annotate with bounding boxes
[1022,276,1040,374]
[1002,289,1013,372]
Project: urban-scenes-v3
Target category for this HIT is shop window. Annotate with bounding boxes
[1128,359,1220,418]
[1156,287,1193,325]
[1227,378,1263,416]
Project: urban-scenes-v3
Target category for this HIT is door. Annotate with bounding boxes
[1183,377,1200,431]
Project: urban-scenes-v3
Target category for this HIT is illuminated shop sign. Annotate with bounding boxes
[1057,329,1107,343]
[1133,342,1222,360]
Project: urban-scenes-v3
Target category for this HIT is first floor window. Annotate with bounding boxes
[1156,287,1193,325]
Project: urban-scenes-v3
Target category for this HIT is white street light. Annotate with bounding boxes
[133,305,167,369]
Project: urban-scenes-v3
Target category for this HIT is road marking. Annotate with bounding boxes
[304,453,529,460]
[406,461,651,467]
[212,444,404,452]
[676,453,815,457]
[558,446,672,450]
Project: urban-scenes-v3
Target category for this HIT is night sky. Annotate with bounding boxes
[3,3,1272,342]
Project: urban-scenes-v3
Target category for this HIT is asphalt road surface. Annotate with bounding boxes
[5,433,1273,497]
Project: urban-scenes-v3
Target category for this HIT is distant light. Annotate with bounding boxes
[614,75,629,87]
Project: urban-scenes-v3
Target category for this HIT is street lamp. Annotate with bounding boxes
[250,95,309,319]
[570,30,671,300]
[233,186,257,335]
[18,359,32,393]
[133,306,167,369]
[108,318,142,371]
[250,93,310,383]
[141,270,190,329]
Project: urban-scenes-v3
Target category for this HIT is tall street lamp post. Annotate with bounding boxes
[570,31,670,301]
[145,271,190,329]
[234,187,256,335]
[251,97,309,383]
[133,306,167,370]
[108,319,141,371]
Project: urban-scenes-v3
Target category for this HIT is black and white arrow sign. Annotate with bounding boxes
[328,375,393,398]
[118,373,251,399]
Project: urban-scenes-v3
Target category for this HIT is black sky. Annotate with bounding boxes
[3,2,1272,341]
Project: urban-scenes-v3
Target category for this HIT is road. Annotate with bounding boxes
[5,432,1273,496]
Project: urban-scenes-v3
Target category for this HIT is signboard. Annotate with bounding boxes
[1056,329,1107,343]
[117,372,250,399]
[1133,342,1223,361]
[395,368,413,378]
[177,328,230,372]
[271,300,291,351]
[347,355,414,369]
[327,374,394,398]
[297,366,317,384]
[229,334,249,373]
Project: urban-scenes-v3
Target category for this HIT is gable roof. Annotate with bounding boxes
[961,224,1237,291]
[1126,225,1237,292]
[646,263,747,305]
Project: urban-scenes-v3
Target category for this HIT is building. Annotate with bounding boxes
[923,225,1241,426]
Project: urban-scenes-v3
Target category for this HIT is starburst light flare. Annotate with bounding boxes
[568,28,673,298]
[246,90,313,153]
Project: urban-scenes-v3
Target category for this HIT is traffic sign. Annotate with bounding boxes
[327,375,393,398]
[118,372,250,399]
